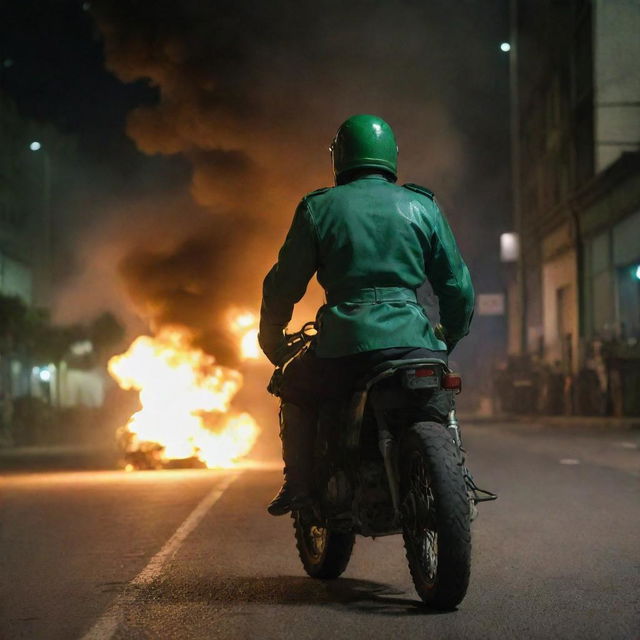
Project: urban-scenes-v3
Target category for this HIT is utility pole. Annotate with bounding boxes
[509,0,527,354]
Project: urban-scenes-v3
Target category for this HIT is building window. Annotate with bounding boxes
[616,264,640,340]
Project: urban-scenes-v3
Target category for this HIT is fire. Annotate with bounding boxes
[108,325,260,469]
[229,309,262,361]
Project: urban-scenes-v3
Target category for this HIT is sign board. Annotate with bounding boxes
[477,293,505,316]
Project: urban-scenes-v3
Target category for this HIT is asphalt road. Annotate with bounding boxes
[1,422,638,640]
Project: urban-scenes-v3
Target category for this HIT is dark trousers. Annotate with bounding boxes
[279,346,453,424]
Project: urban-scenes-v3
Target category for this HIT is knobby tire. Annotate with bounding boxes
[293,513,355,579]
[401,421,471,609]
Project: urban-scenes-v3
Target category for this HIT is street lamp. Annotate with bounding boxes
[500,42,511,52]
[500,232,520,263]
[28,141,53,306]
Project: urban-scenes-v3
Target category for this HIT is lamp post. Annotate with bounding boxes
[28,141,53,306]
[502,0,527,355]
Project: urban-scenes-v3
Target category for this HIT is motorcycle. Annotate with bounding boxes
[268,322,496,610]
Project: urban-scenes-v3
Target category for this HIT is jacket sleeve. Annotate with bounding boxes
[259,199,318,359]
[425,200,475,347]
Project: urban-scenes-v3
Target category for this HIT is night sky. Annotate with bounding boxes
[1,2,151,158]
[1,0,511,372]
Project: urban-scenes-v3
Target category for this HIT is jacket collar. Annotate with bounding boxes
[347,172,393,183]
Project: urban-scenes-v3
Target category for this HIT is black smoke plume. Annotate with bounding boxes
[64,0,508,364]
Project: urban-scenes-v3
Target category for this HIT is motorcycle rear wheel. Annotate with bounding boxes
[293,513,355,579]
[401,421,471,610]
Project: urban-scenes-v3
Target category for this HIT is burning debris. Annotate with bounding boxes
[108,319,261,470]
[228,309,261,361]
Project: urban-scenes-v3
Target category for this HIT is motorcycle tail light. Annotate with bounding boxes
[442,372,462,392]
[403,367,440,389]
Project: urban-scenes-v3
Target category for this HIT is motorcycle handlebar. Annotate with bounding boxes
[285,321,317,343]
[280,321,317,364]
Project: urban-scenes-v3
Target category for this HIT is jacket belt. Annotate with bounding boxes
[326,286,418,306]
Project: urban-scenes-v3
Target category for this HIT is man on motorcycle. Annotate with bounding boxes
[259,114,475,516]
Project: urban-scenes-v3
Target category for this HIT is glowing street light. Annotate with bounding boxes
[27,140,53,304]
[634,264,640,281]
[500,42,511,52]
[500,232,519,262]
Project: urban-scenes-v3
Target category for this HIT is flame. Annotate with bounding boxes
[228,309,263,361]
[108,325,260,468]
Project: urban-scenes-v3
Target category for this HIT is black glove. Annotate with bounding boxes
[258,325,289,367]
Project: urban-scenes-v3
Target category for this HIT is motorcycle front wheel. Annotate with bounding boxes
[400,421,471,610]
[292,512,355,579]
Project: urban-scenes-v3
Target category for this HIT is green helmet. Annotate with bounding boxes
[330,114,398,182]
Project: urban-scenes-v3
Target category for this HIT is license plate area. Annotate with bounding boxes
[402,367,441,390]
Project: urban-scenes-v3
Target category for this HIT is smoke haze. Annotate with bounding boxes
[58,0,509,363]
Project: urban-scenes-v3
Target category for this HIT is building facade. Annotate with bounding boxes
[513,0,640,414]
[0,93,41,304]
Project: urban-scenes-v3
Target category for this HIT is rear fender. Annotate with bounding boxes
[368,387,411,522]
[345,358,449,452]
[345,359,450,524]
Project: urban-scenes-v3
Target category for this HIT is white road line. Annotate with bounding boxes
[615,441,638,450]
[80,472,240,640]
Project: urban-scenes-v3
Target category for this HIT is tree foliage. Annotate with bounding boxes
[0,293,124,365]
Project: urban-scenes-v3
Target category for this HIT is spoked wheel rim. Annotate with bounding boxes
[404,451,438,587]
[299,518,328,564]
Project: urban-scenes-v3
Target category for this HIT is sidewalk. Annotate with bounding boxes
[0,444,119,472]
[459,413,640,431]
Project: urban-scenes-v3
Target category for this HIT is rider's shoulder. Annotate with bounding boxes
[302,186,332,202]
[401,183,435,200]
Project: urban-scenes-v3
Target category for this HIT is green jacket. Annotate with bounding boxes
[260,174,475,359]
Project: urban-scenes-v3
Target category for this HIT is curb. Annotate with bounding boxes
[0,445,119,472]
[458,414,640,431]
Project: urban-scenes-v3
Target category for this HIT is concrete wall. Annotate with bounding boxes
[542,224,579,372]
[594,0,640,171]
[59,367,106,409]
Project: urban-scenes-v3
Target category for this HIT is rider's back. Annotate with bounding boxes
[304,173,472,358]
[310,175,432,294]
